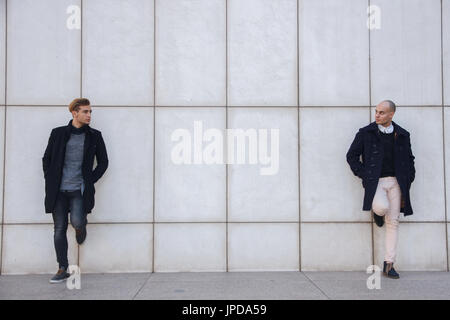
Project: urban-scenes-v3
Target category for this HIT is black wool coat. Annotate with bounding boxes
[42,119,108,214]
[346,121,415,216]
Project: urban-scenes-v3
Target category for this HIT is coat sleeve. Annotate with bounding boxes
[42,129,55,178]
[407,134,415,183]
[346,129,365,179]
[92,132,109,184]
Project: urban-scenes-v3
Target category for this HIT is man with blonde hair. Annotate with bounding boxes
[43,98,108,283]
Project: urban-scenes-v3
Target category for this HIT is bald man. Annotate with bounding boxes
[346,100,415,279]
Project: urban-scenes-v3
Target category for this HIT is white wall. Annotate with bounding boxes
[0,0,449,274]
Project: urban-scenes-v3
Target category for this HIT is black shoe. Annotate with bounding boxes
[383,261,400,279]
[49,267,70,283]
[76,227,87,245]
[372,210,384,227]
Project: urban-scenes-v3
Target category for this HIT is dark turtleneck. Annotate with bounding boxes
[379,128,396,178]
[71,123,88,135]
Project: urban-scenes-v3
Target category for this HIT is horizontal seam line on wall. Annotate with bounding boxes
[3,105,448,108]
[1,221,448,225]
[2,105,156,108]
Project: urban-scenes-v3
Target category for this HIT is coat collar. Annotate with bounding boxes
[366,121,408,136]
[65,119,92,135]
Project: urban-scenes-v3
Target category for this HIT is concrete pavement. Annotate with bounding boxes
[1,271,450,300]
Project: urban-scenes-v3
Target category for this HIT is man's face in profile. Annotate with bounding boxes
[73,105,92,126]
[375,102,394,126]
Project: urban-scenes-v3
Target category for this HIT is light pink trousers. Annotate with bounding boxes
[371,176,401,263]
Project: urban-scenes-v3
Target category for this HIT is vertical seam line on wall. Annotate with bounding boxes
[79,0,83,100]
[152,0,156,273]
[368,0,372,108]
[78,0,83,269]
[0,0,8,275]
[152,105,155,273]
[368,0,375,268]
[225,0,229,272]
[297,0,301,272]
[440,0,449,272]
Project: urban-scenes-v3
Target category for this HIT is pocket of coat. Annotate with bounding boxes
[359,168,367,180]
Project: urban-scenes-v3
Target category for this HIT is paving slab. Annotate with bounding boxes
[135,278,326,300]
[56,273,151,300]
[0,273,151,300]
[312,278,450,300]
[1,272,449,300]
[0,274,68,300]
[149,271,309,282]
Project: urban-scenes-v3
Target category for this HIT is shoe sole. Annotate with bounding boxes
[49,278,69,284]
[383,272,400,279]
[374,222,384,227]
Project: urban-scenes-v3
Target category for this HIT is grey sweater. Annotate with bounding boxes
[60,125,86,192]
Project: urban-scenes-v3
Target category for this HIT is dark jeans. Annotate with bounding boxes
[52,190,87,269]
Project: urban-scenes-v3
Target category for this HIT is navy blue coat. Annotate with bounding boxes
[42,120,108,214]
[346,121,415,216]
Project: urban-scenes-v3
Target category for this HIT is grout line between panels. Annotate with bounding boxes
[2,221,449,226]
[297,0,301,272]
[368,0,375,269]
[1,0,8,276]
[4,104,446,108]
[298,108,301,272]
[225,0,229,273]
[152,0,156,274]
[132,273,153,300]
[368,0,372,108]
[152,106,155,274]
[80,0,83,99]
[302,272,331,300]
[440,0,449,272]
[5,104,158,108]
[77,0,83,269]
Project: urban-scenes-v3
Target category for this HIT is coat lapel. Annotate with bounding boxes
[83,127,92,164]
[367,121,406,138]
[64,120,72,143]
